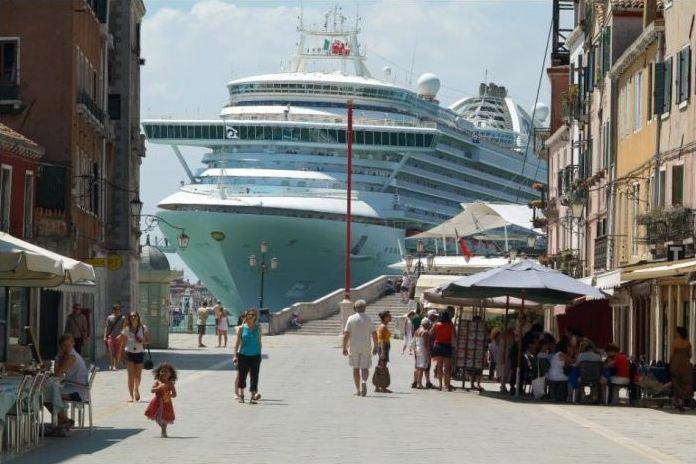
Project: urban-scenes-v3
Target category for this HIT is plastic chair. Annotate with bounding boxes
[63,365,98,431]
[605,376,630,404]
[4,375,31,453]
[574,361,603,403]
[29,373,46,445]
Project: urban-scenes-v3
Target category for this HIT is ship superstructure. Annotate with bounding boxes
[142,8,547,312]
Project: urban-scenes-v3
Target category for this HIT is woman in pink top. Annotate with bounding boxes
[430,311,456,391]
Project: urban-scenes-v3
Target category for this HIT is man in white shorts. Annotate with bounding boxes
[342,299,378,396]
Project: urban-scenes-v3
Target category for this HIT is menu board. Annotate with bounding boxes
[455,318,488,372]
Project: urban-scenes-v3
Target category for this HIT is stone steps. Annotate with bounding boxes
[285,294,411,336]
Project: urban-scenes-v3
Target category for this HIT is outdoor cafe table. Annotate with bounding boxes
[0,375,66,422]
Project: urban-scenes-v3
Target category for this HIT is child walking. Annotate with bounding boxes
[144,362,177,437]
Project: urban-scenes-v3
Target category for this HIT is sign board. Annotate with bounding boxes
[106,253,123,271]
[83,253,123,270]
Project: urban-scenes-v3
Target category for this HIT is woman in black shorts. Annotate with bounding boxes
[120,311,149,402]
[431,311,456,391]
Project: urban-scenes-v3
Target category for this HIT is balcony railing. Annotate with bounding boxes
[594,235,608,271]
[641,208,695,245]
[558,164,581,205]
[76,90,105,125]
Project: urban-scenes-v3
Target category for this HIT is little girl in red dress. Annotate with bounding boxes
[144,362,177,437]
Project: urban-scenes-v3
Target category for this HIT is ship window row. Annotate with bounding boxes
[228,82,415,104]
[396,173,500,203]
[231,100,412,117]
[144,123,436,148]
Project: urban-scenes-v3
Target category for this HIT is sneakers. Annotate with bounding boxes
[425,382,435,389]
[360,382,367,397]
[411,381,417,389]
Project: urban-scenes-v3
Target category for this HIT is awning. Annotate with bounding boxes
[0,232,95,286]
[43,283,98,295]
[412,202,540,239]
[621,258,696,281]
[596,269,622,289]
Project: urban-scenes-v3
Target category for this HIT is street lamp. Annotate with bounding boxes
[426,253,435,271]
[570,198,585,220]
[415,239,425,276]
[248,240,278,309]
[404,254,414,272]
[136,213,190,250]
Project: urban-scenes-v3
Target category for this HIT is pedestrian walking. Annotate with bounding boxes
[103,303,125,370]
[234,309,262,404]
[375,311,393,393]
[341,299,378,397]
[197,300,211,347]
[212,300,223,336]
[64,303,89,354]
[400,273,412,303]
[402,310,415,355]
[412,318,432,389]
[120,311,150,402]
[432,311,456,391]
[669,327,692,411]
[217,308,230,348]
[144,362,177,438]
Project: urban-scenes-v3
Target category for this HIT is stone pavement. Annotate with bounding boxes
[8,333,696,464]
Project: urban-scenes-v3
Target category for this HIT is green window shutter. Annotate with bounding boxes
[654,62,665,115]
[665,57,673,109]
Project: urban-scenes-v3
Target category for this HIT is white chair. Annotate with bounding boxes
[28,373,46,445]
[605,376,630,404]
[63,365,98,431]
[4,375,31,453]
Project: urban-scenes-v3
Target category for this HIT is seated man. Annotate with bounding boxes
[289,312,302,329]
[600,343,629,402]
[50,333,89,427]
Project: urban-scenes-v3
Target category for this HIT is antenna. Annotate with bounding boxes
[408,44,417,88]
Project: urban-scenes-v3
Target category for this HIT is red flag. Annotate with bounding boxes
[457,237,472,263]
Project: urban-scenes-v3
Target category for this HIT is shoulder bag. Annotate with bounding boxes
[143,346,154,370]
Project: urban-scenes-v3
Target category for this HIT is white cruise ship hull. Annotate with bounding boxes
[157,209,402,312]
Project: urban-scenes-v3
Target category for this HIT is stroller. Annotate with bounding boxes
[635,361,672,407]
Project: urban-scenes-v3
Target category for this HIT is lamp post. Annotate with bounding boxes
[132,201,190,250]
[426,253,435,272]
[415,239,425,277]
[248,240,278,309]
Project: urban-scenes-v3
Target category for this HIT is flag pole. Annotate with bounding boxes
[344,99,353,300]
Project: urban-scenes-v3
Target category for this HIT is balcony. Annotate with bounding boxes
[594,235,608,271]
[639,208,695,245]
[76,90,105,127]
[558,164,582,205]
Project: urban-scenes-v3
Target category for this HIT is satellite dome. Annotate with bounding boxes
[417,73,440,97]
[532,102,549,122]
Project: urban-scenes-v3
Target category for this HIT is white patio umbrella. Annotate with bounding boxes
[0,232,95,286]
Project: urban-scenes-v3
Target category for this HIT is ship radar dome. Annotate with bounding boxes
[532,102,549,123]
[417,73,440,98]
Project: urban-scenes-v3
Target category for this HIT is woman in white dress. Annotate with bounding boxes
[402,311,415,355]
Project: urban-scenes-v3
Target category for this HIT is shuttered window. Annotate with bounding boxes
[676,46,690,104]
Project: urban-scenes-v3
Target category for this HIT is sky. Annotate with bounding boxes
[139,0,554,279]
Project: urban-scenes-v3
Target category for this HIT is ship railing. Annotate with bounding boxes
[211,187,360,200]
[223,112,437,129]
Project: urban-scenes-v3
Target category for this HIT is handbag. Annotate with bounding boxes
[143,346,154,370]
[372,365,390,388]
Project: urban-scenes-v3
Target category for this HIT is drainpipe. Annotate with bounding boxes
[606,76,618,271]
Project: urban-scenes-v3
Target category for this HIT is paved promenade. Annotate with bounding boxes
[10,333,696,464]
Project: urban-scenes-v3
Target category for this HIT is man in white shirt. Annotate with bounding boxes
[342,299,378,396]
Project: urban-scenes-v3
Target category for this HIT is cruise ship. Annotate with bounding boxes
[142,8,548,313]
